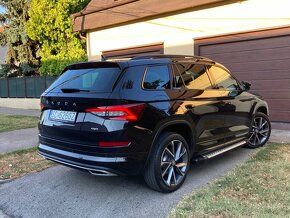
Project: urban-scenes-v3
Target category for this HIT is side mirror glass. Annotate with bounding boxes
[241,81,251,91]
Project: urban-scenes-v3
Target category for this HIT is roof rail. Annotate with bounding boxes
[105,57,132,61]
[131,54,214,62]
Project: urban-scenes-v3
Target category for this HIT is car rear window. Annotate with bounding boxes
[46,67,121,93]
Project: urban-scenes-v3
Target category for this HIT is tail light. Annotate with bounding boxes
[85,103,145,121]
[98,141,130,147]
[40,102,45,110]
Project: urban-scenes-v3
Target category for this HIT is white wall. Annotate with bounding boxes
[87,0,290,60]
[0,98,40,109]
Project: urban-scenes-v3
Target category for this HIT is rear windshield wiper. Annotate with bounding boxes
[61,88,90,93]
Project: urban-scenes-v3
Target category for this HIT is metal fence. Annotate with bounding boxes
[0,76,57,98]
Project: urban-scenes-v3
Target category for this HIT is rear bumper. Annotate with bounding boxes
[38,143,147,175]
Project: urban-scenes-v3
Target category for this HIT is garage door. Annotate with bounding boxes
[102,42,164,60]
[194,26,290,123]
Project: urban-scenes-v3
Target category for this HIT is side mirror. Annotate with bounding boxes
[241,81,251,91]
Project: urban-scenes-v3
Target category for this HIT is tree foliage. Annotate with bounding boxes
[0,0,39,77]
[27,0,89,76]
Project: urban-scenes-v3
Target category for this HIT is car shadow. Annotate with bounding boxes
[66,146,253,192]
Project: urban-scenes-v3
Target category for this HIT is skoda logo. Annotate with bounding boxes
[47,100,76,107]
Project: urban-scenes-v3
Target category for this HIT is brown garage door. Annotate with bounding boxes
[194,26,290,123]
[102,42,164,60]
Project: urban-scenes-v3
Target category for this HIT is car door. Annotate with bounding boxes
[171,62,227,150]
[206,64,254,144]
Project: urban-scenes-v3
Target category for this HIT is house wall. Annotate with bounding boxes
[87,0,290,60]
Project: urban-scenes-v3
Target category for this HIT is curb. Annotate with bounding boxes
[0,179,13,185]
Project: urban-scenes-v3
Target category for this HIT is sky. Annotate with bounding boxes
[0,6,5,13]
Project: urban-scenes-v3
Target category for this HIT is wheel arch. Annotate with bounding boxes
[255,105,269,115]
[144,120,196,168]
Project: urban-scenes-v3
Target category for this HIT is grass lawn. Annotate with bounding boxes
[170,143,290,218]
[0,114,39,133]
[0,147,55,180]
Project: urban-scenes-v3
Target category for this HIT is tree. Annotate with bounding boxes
[27,0,89,76]
[0,0,39,77]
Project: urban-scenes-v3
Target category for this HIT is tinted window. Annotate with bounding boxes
[143,65,171,90]
[172,64,184,88]
[208,66,238,91]
[46,67,121,93]
[174,63,212,89]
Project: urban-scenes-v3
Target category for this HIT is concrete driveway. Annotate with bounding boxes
[0,107,40,117]
[1,126,289,218]
[0,147,254,218]
[0,128,38,154]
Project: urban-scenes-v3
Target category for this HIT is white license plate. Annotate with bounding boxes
[49,110,77,122]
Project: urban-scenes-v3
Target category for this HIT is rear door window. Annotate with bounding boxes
[172,64,184,88]
[143,65,171,90]
[46,67,121,93]
[174,63,212,90]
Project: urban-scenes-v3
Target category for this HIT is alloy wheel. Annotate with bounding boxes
[248,116,270,147]
[160,140,188,187]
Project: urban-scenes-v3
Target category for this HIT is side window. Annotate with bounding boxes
[172,64,184,88]
[143,65,171,90]
[207,65,238,91]
[174,63,212,89]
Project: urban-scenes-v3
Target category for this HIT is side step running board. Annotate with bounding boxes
[195,140,247,161]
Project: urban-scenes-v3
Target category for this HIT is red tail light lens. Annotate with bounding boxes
[85,104,145,121]
[40,102,45,110]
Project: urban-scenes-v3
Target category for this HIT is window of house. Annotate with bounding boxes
[173,63,212,90]
[207,65,239,91]
[143,65,171,90]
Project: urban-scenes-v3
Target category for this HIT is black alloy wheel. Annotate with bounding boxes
[247,112,271,148]
[144,132,190,193]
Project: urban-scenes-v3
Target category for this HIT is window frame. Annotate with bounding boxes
[171,62,214,90]
[206,64,242,91]
[141,64,173,91]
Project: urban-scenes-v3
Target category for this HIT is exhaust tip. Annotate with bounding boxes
[88,169,117,176]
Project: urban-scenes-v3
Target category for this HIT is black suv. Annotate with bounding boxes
[38,55,271,192]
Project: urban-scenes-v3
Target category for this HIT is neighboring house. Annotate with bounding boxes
[72,0,290,124]
[0,27,7,65]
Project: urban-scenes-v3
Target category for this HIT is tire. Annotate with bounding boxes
[144,132,190,193]
[246,112,271,149]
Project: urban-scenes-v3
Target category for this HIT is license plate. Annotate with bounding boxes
[49,110,77,122]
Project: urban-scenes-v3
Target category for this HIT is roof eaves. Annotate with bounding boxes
[72,0,243,32]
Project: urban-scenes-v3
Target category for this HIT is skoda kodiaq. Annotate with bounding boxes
[38,55,271,192]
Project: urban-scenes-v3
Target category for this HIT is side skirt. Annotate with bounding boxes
[193,140,247,161]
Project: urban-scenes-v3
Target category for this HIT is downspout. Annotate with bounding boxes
[79,12,86,40]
